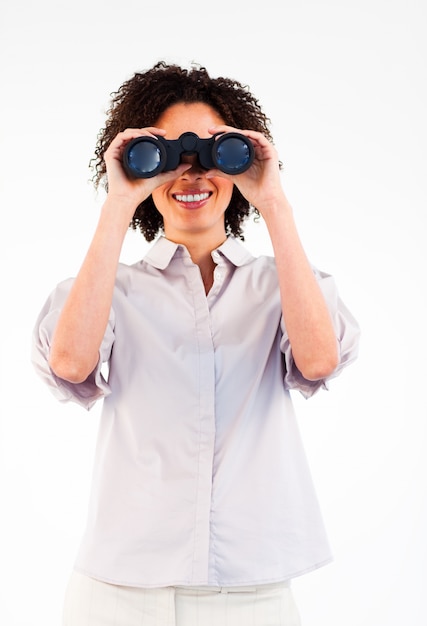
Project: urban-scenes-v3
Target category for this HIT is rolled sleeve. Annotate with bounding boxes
[280,269,360,399]
[31,278,114,410]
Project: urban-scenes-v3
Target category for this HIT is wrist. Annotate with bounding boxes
[258,192,294,223]
[102,193,139,220]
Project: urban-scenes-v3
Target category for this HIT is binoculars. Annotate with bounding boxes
[122,131,254,179]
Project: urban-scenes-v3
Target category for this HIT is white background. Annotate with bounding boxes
[1,0,426,624]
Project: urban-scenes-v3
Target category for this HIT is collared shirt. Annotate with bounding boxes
[32,236,360,588]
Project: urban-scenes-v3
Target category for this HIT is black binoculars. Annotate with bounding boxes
[122,131,254,179]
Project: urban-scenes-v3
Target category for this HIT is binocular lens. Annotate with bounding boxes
[126,140,162,177]
[215,136,252,173]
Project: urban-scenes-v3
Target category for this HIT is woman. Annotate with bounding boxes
[32,61,360,625]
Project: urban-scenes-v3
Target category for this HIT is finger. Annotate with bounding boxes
[117,127,166,139]
[208,125,267,142]
[106,128,166,156]
[208,124,240,136]
[205,168,233,181]
[150,162,193,184]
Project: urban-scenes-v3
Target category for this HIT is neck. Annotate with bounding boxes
[164,230,227,293]
[165,229,226,263]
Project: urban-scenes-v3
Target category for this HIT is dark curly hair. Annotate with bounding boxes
[91,61,273,241]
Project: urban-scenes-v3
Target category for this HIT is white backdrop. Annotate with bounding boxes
[1,1,426,624]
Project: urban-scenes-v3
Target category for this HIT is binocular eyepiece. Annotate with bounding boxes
[122,132,254,179]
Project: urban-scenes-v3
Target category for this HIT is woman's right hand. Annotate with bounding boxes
[103,128,190,215]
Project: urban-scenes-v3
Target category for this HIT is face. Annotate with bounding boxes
[151,102,234,245]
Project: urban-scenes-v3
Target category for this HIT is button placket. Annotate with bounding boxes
[209,251,226,299]
[186,260,217,581]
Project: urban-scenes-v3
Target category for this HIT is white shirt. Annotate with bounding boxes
[32,236,360,588]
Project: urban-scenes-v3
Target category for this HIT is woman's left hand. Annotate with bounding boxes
[207,125,285,216]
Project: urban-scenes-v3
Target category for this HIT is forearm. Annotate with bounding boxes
[263,194,339,380]
[49,197,132,383]
[48,125,191,383]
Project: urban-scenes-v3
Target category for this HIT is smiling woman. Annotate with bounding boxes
[31,61,360,626]
[91,62,272,243]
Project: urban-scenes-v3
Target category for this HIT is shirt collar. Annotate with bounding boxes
[143,236,254,270]
[216,236,255,267]
[143,237,183,269]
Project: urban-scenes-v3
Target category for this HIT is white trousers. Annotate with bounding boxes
[63,571,301,626]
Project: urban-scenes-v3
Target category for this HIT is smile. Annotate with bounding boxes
[174,192,211,203]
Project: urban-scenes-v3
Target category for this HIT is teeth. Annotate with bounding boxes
[175,193,210,203]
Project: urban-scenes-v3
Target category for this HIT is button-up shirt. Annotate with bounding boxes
[32,236,360,588]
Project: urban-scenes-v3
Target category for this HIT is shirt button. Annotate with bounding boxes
[214,269,222,281]
[213,251,220,260]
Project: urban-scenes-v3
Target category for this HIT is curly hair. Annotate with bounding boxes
[91,61,273,241]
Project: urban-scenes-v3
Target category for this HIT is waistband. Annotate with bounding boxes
[174,581,290,594]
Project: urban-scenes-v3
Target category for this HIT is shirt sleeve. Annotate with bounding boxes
[31,278,115,410]
[280,268,360,399]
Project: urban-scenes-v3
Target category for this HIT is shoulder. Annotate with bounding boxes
[218,238,278,290]
[113,260,147,292]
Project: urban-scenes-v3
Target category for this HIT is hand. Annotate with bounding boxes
[206,125,285,217]
[104,128,191,211]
